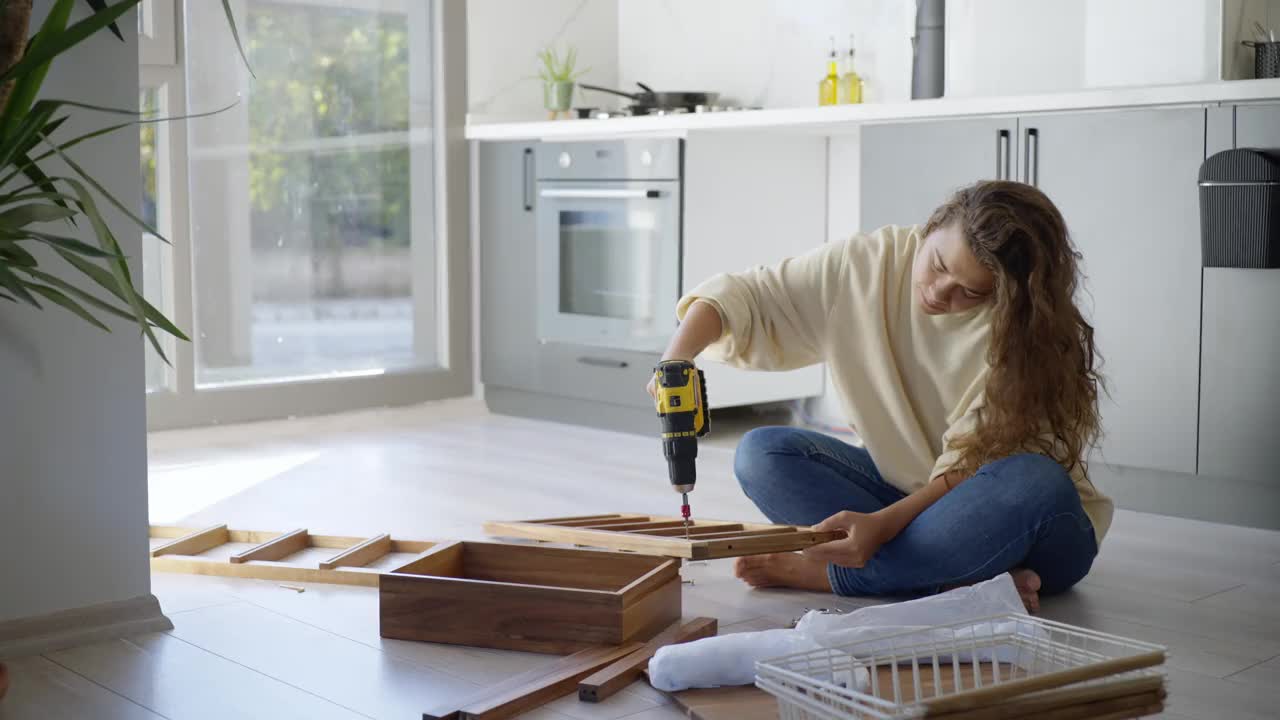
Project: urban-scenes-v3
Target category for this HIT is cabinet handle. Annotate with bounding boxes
[522,147,534,211]
[996,129,1011,180]
[577,356,629,369]
[1024,128,1039,186]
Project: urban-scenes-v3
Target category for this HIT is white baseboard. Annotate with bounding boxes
[0,594,172,660]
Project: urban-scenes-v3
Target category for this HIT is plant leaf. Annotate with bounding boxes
[0,203,77,227]
[1,191,81,207]
[41,172,164,354]
[81,0,125,41]
[0,242,39,267]
[221,0,255,78]
[13,265,147,326]
[41,143,165,245]
[0,0,144,87]
[55,249,188,342]
[0,263,42,308]
[27,282,112,331]
[0,292,17,303]
[0,102,57,170]
[0,0,75,141]
[21,229,123,258]
[12,154,73,215]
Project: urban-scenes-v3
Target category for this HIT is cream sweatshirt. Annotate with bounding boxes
[677,225,1113,545]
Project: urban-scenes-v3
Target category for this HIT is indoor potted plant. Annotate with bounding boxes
[537,45,587,119]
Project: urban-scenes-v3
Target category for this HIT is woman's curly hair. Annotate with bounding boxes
[924,180,1102,477]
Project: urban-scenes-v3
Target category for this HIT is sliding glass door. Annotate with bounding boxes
[143,0,469,428]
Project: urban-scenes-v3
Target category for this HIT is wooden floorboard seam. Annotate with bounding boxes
[39,652,181,720]
[153,628,379,718]
[1187,583,1248,603]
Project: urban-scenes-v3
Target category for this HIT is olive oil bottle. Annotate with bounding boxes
[838,34,863,104]
[819,37,839,106]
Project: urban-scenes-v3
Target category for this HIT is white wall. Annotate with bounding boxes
[616,0,916,108]
[946,0,1226,96]
[0,5,152,622]
[467,0,619,120]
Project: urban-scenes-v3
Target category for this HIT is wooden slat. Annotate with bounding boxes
[319,534,391,570]
[578,617,718,703]
[548,516,651,528]
[626,523,745,537]
[229,528,309,564]
[150,556,381,587]
[307,533,380,549]
[150,524,230,558]
[456,643,645,720]
[485,520,699,558]
[695,529,846,559]
[919,651,1166,715]
[227,529,291,544]
[526,514,626,524]
[683,527,799,540]
[926,676,1165,720]
[581,520,687,532]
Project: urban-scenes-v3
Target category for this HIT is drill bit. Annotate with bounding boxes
[680,492,692,540]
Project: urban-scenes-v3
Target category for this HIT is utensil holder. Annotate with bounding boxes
[1244,41,1280,79]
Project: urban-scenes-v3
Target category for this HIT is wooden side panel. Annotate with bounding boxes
[619,578,682,644]
[379,574,622,654]
[392,542,466,577]
[463,543,669,592]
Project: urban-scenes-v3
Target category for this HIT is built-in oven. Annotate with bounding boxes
[535,139,682,353]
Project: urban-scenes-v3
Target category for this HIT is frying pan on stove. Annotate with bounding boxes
[579,81,719,112]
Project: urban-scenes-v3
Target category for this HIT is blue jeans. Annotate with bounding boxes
[735,427,1097,597]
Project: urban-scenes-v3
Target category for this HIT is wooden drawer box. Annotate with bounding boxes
[378,541,681,653]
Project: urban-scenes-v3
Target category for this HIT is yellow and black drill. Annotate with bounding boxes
[653,359,710,538]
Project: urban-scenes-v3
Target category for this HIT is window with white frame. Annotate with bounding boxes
[141,0,456,427]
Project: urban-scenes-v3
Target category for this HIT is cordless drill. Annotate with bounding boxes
[653,360,710,538]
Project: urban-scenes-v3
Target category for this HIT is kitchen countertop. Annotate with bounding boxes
[466,78,1280,141]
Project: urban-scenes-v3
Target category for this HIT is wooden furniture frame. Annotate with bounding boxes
[380,541,681,654]
[149,524,436,587]
[484,514,846,559]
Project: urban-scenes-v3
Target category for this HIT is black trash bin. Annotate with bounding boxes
[1198,148,1280,268]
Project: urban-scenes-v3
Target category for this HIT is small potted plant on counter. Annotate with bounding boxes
[537,45,587,120]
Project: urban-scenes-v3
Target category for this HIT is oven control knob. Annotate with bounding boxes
[640,150,654,166]
[558,151,572,168]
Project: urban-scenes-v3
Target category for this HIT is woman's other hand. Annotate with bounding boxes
[805,510,895,568]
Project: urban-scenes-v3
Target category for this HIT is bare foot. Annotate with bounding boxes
[734,553,833,592]
[1011,568,1042,613]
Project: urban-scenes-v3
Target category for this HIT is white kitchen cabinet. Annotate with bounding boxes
[682,132,827,408]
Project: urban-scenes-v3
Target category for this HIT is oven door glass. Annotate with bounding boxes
[536,182,680,351]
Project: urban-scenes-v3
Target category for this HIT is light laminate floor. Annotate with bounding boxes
[3,398,1278,719]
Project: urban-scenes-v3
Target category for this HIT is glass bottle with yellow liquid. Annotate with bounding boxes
[839,34,863,104]
[818,37,839,106]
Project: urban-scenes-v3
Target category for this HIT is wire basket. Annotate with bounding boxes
[755,613,1166,720]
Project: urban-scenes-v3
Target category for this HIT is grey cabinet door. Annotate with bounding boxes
[1028,109,1204,474]
[861,117,1015,231]
[478,141,538,390]
[1236,103,1280,148]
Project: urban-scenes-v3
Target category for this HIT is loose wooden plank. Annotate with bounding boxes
[579,617,718,703]
[229,528,309,564]
[424,645,626,720]
[675,527,799,540]
[527,514,627,524]
[456,642,644,720]
[920,651,1166,714]
[670,685,777,720]
[150,524,230,558]
[319,534,391,570]
[927,676,1165,720]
